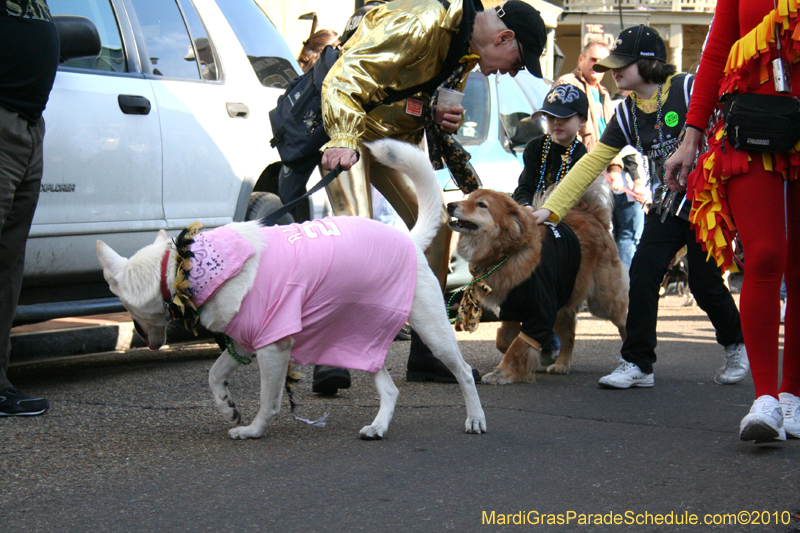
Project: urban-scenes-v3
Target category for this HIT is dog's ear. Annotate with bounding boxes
[96,240,128,282]
[154,230,169,245]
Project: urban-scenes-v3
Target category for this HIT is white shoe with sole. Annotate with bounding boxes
[598,358,654,389]
[739,395,786,442]
[779,392,800,439]
[715,343,749,384]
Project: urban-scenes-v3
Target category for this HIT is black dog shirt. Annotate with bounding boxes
[498,222,581,345]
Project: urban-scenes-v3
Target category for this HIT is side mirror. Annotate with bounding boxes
[53,15,101,63]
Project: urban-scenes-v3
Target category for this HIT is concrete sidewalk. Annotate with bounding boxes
[2,295,798,532]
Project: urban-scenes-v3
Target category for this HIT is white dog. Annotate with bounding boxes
[96,139,486,440]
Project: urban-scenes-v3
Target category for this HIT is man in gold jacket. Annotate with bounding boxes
[318,0,548,384]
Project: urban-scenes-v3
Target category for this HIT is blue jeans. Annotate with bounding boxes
[613,193,645,269]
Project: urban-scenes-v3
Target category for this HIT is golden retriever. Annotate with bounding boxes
[447,180,628,384]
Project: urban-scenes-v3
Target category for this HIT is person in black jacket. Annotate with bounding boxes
[514,84,589,208]
[506,84,588,364]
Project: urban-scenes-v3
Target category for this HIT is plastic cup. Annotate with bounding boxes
[435,87,464,124]
[436,87,465,108]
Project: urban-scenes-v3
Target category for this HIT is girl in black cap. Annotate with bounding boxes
[530,26,746,391]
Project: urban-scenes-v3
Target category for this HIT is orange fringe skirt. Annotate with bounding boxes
[687,0,800,271]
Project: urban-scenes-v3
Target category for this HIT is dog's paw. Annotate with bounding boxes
[359,425,386,440]
[218,400,242,427]
[228,425,264,440]
[465,416,487,434]
[546,363,570,375]
[481,371,513,385]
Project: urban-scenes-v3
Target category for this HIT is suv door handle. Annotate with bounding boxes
[118,95,151,115]
[226,102,249,118]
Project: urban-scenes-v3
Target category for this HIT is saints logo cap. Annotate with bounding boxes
[593,25,667,72]
[495,1,547,78]
[533,84,589,119]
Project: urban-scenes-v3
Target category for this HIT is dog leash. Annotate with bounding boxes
[224,338,329,428]
[260,163,345,227]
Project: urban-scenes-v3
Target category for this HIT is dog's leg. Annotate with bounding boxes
[549,310,577,374]
[209,346,250,426]
[360,365,398,440]
[586,263,629,342]
[483,336,538,384]
[228,337,294,440]
[408,254,486,434]
[495,321,521,354]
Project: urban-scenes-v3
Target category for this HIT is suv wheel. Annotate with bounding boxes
[245,192,293,225]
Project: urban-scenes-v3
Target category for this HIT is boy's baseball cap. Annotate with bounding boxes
[533,84,589,119]
[593,25,667,72]
[495,1,547,78]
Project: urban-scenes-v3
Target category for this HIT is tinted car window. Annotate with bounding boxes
[129,0,200,79]
[49,0,126,72]
[178,0,219,80]
[497,73,546,147]
[214,0,298,88]
[455,72,490,146]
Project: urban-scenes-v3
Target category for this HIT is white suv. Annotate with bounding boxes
[17,0,299,324]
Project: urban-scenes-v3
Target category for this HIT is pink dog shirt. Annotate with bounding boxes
[188,217,417,373]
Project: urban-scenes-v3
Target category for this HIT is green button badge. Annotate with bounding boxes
[664,111,679,128]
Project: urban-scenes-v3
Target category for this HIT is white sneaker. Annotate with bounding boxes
[598,358,654,389]
[779,392,800,439]
[740,395,787,442]
[715,343,750,384]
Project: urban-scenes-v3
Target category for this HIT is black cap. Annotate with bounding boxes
[593,25,667,72]
[533,84,589,119]
[495,1,547,78]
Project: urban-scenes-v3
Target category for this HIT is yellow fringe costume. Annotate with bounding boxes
[687,0,800,271]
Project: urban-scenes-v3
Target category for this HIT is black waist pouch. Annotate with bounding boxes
[723,93,800,153]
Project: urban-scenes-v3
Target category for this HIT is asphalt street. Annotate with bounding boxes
[2,294,799,532]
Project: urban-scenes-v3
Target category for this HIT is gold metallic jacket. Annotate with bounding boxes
[321,0,477,151]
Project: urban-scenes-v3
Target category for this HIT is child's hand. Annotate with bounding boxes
[531,208,552,225]
[608,170,625,192]
[631,181,647,204]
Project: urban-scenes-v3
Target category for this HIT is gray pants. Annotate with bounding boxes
[0,106,45,390]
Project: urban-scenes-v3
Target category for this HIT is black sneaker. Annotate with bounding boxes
[312,366,351,396]
[406,332,481,383]
[394,324,412,341]
[0,387,50,417]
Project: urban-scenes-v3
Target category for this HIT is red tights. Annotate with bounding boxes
[726,157,800,398]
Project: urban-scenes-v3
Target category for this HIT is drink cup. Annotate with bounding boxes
[435,87,465,124]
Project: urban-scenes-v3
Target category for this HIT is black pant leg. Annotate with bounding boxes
[620,211,687,374]
[682,220,744,347]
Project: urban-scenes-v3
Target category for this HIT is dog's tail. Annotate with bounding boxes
[572,176,614,230]
[367,139,442,251]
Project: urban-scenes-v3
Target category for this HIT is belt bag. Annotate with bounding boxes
[723,93,800,153]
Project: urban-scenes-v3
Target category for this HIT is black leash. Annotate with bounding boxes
[259,163,344,227]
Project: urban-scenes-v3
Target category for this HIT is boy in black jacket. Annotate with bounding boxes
[514,84,589,208]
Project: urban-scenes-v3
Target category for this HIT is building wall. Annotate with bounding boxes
[682,24,710,74]
[257,0,354,58]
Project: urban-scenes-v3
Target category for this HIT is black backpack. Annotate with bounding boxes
[268,45,340,167]
[268,0,475,168]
